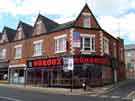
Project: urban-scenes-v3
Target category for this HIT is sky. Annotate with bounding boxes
[0,0,135,45]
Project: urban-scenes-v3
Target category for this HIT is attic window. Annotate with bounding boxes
[83,15,91,28]
[18,27,22,31]
[37,20,42,25]
[0,34,7,43]
[2,34,7,41]
[36,20,42,35]
[17,27,23,40]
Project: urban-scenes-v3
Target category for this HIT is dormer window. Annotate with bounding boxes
[83,15,91,28]
[0,33,7,43]
[2,34,7,41]
[37,20,42,25]
[36,20,42,35]
[17,27,23,40]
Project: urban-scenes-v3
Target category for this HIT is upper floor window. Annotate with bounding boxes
[81,34,95,51]
[17,27,23,40]
[54,35,67,53]
[83,15,91,28]
[15,45,22,59]
[33,40,43,56]
[103,37,109,54]
[0,34,7,43]
[0,48,6,59]
[36,20,42,35]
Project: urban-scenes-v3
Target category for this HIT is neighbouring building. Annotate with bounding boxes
[0,4,126,87]
[125,44,135,79]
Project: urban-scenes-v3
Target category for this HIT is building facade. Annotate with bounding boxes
[125,44,135,79]
[0,4,126,87]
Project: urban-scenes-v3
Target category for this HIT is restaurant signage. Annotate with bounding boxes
[27,56,111,68]
[27,58,62,68]
[74,57,111,66]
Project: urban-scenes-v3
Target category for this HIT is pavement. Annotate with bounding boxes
[0,80,129,96]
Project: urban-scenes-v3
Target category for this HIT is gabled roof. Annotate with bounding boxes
[17,21,33,38]
[51,21,75,32]
[2,26,16,42]
[35,14,59,32]
[74,3,101,29]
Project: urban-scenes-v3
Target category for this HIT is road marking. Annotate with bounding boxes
[90,94,97,97]
[110,96,121,98]
[100,95,108,98]
[0,96,24,101]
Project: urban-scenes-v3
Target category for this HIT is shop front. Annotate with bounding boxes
[26,55,113,87]
[9,60,27,84]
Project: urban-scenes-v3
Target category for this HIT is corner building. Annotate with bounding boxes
[0,4,126,87]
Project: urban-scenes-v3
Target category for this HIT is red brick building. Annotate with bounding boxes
[0,4,126,87]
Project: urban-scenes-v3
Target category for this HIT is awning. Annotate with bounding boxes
[9,64,26,68]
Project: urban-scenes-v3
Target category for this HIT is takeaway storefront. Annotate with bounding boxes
[26,55,113,87]
[8,60,27,84]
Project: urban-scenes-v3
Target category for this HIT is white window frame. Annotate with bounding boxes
[83,15,91,28]
[103,37,109,54]
[35,20,43,35]
[37,20,42,25]
[33,40,43,57]
[0,33,7,43]
[14,44,22,59]
[17,27,23,40]
[80,34,95,52]
[54,34,67,53]
[0,48,6,59]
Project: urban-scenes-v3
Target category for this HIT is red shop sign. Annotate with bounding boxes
[74,57,111,65]
[32,58,62,67]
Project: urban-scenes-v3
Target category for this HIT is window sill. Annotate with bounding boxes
[33,54,43,57]
[55,51,66,54]
[15,57,22,60]
[81,50,96,52]
[81,50,96,54]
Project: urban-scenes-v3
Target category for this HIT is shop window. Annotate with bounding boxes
[81,35,95,52]
[83,15,91,28]
[103,37,109,54]
[0,48,6,59]
[55,35,67,53]
[33,40,43,56]
[15,45,22,59]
